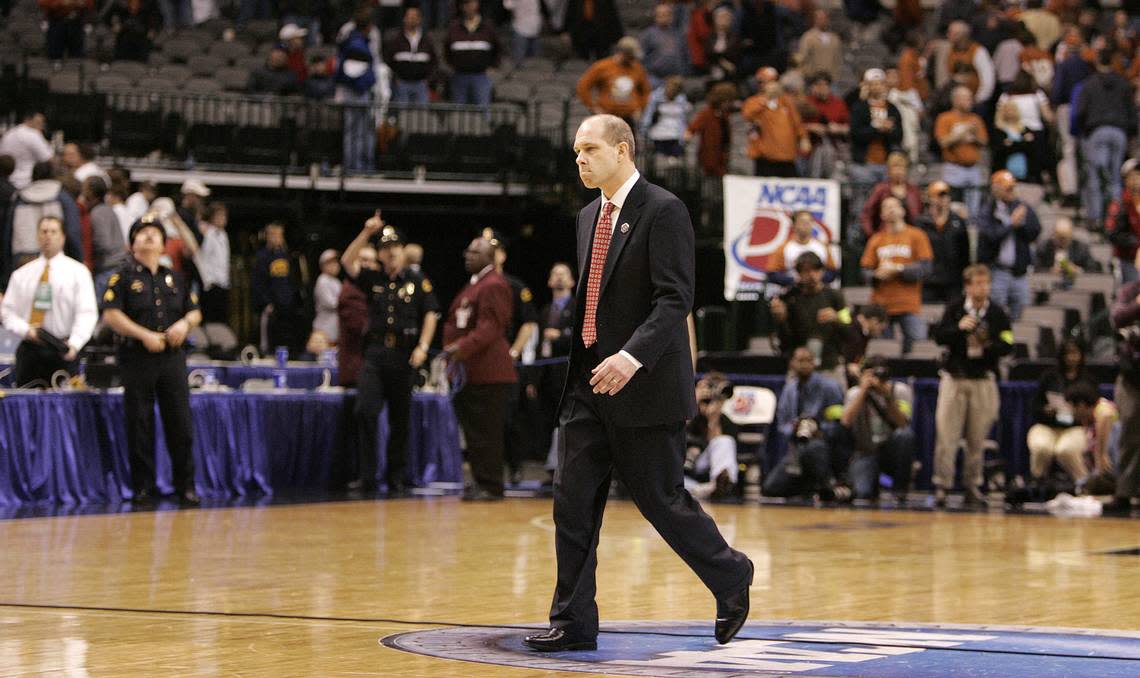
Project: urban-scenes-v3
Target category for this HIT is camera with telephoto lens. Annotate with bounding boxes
[697,378,734,406]
[871,366,890,383]
[793,417,820,444]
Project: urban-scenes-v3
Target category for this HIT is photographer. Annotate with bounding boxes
[769,251,851,388]
[1107,268,1140,515]
[763,347,845,499]
[931,264,1014,508]
[838,356,916,502]
[684,373,740,500]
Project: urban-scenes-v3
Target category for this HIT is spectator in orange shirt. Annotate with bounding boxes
[935,85,989,217]
[577,37,653,131]
[860,196,933,352]
[860,151,923,239]
[741,78,810,177]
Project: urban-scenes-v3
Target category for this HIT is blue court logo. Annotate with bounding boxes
[383,620,1140,677]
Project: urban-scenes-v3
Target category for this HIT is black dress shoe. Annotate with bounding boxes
[180,490,201,507]
[1102,497,1133,516]
[131,489,155,505]
[523,628,597,652]
[461,487,504,502]
[715,559,754,644]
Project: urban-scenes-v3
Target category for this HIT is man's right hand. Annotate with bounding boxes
[142,332,167,353]
[958,315,978,332]
[25,328,38,343]
[364,209,383,234]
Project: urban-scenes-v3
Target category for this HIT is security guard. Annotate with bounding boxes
[341,211,439,496]
[483,229,538,484]
[102,213,202,506]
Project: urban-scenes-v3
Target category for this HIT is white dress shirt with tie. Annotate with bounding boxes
[594,169,644,371]
[0,253,99,354]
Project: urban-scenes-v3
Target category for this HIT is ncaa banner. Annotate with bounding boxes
[723,175,841,300]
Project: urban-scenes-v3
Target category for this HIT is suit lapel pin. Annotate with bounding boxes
[620,222,630,234]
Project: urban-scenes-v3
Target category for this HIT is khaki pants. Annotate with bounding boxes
[1056,104,1078,197]
[1026,424,1088,481]
[933,374,999,490]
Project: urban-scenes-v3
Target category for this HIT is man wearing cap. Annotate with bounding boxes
[102,214,202,506]
[577,37,653,131]
[0,216,97,386]
[977,170,1041,322]
[485,228,540,484]
[341,213,439,496]
[916,180,970,303]
[442,234,516,501]
[769,250,850,387]
[279,23,310,84]
[311,248,342,346]
[177,179,210,238]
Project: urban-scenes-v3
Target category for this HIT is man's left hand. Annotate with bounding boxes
[165,319,190,347]
[590,353,638,395]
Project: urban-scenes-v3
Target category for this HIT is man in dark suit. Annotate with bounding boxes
[525,115,753,653]
[442,236,517,501]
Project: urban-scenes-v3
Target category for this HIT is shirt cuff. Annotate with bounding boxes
[619,350,643,371]
[5,316,30,340]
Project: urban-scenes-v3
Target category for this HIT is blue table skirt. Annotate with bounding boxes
[1,362,339,390]
[722,375,1116,489]
[0,391,461,506]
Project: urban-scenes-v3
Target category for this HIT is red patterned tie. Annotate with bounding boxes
[582,202,615,348]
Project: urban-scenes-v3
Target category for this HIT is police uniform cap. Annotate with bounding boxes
[129,212,168,245]
[378,225,403,247]
[481,228,507,250]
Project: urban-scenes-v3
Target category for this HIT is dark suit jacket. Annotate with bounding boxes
[540,295,576,358]
[559,176,697,426]
[443,269,518,385]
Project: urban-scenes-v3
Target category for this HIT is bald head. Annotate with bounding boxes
[948,21,971,46]
[582,114,635,157]
[574,115,637,196]
[1053,217,1074,247]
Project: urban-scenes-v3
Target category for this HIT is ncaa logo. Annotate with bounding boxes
[384,620,1140,677]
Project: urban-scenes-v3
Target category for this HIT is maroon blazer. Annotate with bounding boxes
[443,269,517,385]
[336,279,369,387]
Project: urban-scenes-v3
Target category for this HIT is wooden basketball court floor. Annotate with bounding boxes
[2,497,1139,676]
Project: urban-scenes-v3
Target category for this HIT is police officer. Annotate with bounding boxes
[483,229,538,485]
[341,211,439,496]
[101,213,202,506]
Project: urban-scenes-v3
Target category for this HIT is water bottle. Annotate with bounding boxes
[273,369,287,390]
[275,346,289,368]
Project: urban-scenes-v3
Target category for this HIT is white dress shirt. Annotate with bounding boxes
[0,124,54,189]
[195,225,231,291]
[312,273,342,342]
[595,169,644,371]
[0,252,98,353]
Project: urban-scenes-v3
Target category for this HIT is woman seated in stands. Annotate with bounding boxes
[1026,338,1115,493]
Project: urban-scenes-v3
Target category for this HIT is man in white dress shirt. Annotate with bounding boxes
[0,112,53,189]
[0,216,97,386]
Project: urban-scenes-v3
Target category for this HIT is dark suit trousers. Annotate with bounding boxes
[549,369,751,639]
[454,382,510,495]
[14,340,74,387]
